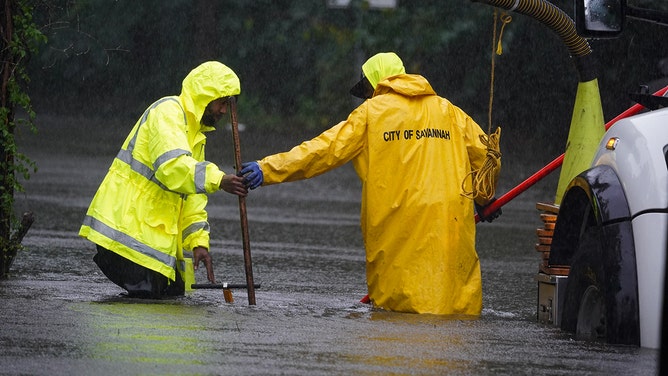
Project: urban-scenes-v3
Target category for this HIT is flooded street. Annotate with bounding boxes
[2,116,659,375]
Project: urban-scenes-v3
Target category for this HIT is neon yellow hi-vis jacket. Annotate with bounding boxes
[79,62,240,282]
[259,74,493,315]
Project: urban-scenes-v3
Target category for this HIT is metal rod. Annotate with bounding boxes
[191,283,261,290]
[229,96,256,305]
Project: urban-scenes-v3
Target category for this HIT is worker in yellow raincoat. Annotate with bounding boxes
[79,61,248,298]
[240,52,500,315]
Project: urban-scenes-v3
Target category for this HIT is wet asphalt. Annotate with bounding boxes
[0,115,658,375]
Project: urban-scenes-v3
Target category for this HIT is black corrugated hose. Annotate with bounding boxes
[471,0,597,82]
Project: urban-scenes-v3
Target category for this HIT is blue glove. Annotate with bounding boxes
[475,198,502,223]
[239,161,263,190]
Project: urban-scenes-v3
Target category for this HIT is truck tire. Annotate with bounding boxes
[551,166,640,346]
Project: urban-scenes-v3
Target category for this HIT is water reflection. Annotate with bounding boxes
[74,300,213,367]
[345,311,478,375]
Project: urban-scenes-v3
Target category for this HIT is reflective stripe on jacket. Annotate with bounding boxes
[80,62,240,281]
[259,74,493,315]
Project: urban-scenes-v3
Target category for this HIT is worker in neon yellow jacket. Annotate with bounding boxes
[241,52,500,315]
[79,61,248,298]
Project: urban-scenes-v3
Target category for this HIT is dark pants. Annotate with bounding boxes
[93,246,184,298]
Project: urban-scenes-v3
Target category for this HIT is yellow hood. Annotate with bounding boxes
[362,52,406,89]
[179,61,241,126]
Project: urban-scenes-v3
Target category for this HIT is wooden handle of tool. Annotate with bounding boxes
[229,97,256,305]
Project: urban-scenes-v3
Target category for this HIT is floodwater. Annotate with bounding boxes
[2,115,659,375]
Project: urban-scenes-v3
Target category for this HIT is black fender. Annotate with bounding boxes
[549,165,640,345]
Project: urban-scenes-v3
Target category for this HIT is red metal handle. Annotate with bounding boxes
[476,84,668,222]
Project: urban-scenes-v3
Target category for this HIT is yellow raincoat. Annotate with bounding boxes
[259,69,491,315]
[79,62,240,282]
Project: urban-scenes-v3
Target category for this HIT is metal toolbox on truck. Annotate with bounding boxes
[535,273,568,326]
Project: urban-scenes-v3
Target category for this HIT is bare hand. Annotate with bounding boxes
[220,174,248,196]
[193,246,216,283]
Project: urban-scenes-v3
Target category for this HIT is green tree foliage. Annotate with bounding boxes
[1,0,45,277]
[26,0,668,156]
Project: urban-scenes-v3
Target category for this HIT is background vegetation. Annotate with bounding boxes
[24,0,668,161]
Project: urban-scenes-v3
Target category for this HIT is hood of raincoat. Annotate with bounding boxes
[362,52,406,89]
[179,61,241,128]
[350,52,406,99]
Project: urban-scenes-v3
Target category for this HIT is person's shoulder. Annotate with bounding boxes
[154,96,183,110]
[148,96,186,117]
[139,96,188,129]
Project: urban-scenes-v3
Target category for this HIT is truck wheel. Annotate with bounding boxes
[559,207,640,345]
[576,285,606,342]
[554,167,640,346]
[560,224,605,340]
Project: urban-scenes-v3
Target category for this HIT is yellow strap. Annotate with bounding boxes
[488,10,511,134]
[495,14,512,56]
[462,10,509,202]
